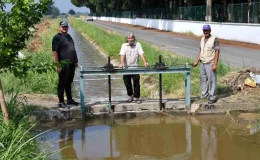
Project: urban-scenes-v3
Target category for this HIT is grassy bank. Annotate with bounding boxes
[1,17,60,95]
[68,17,231,98]
[0,17,61,159]
[0,91,55,159]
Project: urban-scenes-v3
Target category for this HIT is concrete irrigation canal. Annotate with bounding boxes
[35,22,260,160]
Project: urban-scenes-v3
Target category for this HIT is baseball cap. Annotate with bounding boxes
[202,25,211,30]
[60,20,69,27]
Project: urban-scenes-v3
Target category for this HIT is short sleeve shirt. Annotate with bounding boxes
[52,33,78,63]
[119,42,144,67]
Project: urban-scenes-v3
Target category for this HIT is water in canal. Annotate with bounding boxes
[39,114,260,160]
[68,24,127,103]
[39,25,260,160]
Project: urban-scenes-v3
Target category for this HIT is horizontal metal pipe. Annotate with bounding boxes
[73,78,122,81]
[80,63,193,69]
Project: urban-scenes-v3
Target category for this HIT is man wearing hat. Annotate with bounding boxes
[52,20,79,108]
[193,24,220,104]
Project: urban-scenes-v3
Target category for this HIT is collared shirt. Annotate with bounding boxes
[119,42,144,67]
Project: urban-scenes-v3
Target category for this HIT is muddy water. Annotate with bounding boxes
[68,25,127,103]
[45,25,260,160]
[40,114,260,160]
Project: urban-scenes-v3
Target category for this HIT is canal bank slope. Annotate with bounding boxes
[7,17,259,120]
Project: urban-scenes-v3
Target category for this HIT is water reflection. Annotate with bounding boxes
[42,115,260,160]
[201,126,217,160]
[59,128,77,159]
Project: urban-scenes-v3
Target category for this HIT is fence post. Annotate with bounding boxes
[253,2,259,23]
[240,3,243,23]
[206,0,212,22]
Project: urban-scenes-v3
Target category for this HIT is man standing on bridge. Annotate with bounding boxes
[119,32,149,104]
[52,20,79,108]
[193,25,220,104]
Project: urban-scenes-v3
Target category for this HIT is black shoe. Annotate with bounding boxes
[208,99,217,104]
[59,102,67,108]
[67,99,79,106]
[200,94,209,100]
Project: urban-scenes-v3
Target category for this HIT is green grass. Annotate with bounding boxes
[1,18,61,94]
[183,31,196,36]
[0,91,57,160]
[68,17,232,98]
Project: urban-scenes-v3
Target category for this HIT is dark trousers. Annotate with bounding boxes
[58,64,75,103]
[123,74,140,98]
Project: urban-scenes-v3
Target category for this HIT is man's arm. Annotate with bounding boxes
[137,43,149,66]
[52,36,61,72]
[52,51,59,63]
[119,55,125,68]
[212,50,220,71]
[52,51,61,72]
[119,44,125,68]
[193,52,200,67]
[140,54,149,66]
[69,35,78,68]
[212,38,220,71]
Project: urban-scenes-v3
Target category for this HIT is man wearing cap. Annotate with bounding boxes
[52,20,79,108]
[193,25,220,104]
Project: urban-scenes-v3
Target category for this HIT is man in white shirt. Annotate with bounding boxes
[119,32,149,104]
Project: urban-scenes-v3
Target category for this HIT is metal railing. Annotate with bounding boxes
[90,2,260,23]
[79,56,191,115]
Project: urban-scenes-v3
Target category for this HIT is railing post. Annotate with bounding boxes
[107,57,112,112]
[159,55,163,110]
[80,70,85,115]
[185,71,191,110]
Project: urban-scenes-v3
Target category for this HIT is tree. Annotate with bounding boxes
[44,0,60,17]
[52,6,60,17]
[68,9,76,15]
[0,0,51,121]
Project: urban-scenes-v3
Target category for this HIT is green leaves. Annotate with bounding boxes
[0,0,51,77]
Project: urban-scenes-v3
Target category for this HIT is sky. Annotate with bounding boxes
[4,0,90,14]
[53,0,90,13]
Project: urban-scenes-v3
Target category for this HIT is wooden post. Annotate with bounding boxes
[0,79,9,121]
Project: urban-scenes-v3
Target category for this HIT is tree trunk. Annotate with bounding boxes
[0,79,9,121]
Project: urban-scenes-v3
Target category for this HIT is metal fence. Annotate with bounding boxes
[91,2,260,23]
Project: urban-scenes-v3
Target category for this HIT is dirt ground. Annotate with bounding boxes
[219,68,260,103]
